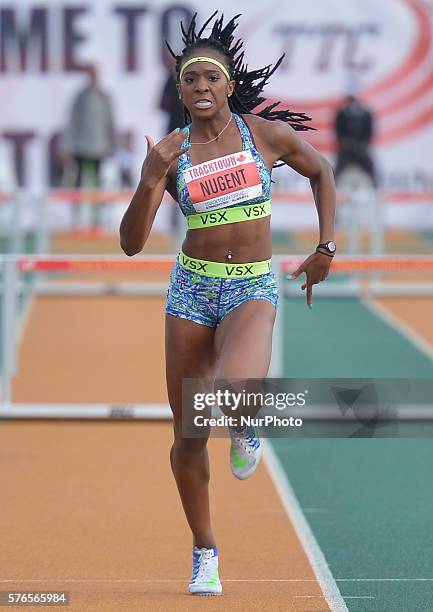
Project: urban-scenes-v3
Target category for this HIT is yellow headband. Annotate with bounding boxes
[179,56,231,81]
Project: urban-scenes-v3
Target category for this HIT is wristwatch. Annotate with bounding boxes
[316,241,336,257]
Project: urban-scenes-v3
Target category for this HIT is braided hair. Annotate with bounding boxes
[166,12,313,132]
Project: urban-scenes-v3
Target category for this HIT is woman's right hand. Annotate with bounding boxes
[140,127,190,186]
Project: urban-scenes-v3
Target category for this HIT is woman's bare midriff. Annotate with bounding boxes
[181,216,272,263]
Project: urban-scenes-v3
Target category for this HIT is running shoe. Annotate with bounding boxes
[188,546,222,596]
[229,424,262,480]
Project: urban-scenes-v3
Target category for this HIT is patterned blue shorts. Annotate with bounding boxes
[166,261,279,328]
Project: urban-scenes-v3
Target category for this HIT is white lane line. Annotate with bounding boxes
[262,439,349,612]
[363,298,433,363]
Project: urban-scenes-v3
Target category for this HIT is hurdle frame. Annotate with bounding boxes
[2,254,433,419]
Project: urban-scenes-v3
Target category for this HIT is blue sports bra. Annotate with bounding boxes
[176,113,271,218]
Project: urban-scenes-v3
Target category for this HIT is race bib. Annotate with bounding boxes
[183,150,263,213]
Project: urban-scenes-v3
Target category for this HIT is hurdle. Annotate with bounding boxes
[1,254,433,418]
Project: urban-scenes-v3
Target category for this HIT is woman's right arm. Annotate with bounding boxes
[120,128,188,256]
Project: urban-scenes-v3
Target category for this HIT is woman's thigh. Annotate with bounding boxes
[214,300,276,379]
[213,300,276,420]
[165,314,216,438]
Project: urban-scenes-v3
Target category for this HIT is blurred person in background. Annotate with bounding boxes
[61,64,117,230]
[334,87,376,187]
[334,86,382,253]
[159,57,186,134]
[62,64,117,188]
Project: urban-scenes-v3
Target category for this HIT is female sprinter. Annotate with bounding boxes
[120,13,336,597]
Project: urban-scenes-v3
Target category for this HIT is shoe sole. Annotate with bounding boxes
[189,585,222,596]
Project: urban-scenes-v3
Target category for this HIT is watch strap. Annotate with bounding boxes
[316,248,334,258]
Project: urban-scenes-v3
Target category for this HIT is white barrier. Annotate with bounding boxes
[1,254,433,418]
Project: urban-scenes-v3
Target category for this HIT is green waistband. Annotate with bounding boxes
[186,201,271,230]
[178,251,272,278]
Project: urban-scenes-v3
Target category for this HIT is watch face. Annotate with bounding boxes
[327,241,336,252]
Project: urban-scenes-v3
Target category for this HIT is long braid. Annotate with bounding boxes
[166,12,314,132]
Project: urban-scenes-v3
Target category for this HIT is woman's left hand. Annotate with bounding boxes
[288,252,333,307]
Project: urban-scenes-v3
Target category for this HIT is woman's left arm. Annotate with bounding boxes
[267,121,337,307]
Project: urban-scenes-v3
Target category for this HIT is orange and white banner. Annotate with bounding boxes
[1,0,433,228]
